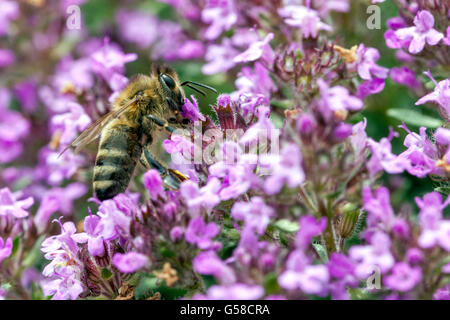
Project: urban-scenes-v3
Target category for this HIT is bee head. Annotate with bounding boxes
[151,64,185,108]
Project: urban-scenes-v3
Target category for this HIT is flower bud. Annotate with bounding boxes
[333,122,352,141]
[296,114,316,137]
[337,202,360,238]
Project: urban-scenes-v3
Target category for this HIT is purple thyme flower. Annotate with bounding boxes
[356,78,385,99]
[351,44,389,81]
[333,122,353,141]
[182,95,206,122]
[398,125,439,178]
[0,237,12,263]
[193,283,264,300]
[116,10,159,49]
[0,187,33,219]
[231,197,274,235]
[406,248,424,264]
[350,118,368,155]
[328,253,356,279]
[366,135,410,177]
[202,38,239,75]
[415,192,450,251]
[41,218,88,300]
[180,178,221,216]
[394,10,444,54]
[349,231,395,278]
[435,127,450,147]
[34,183,88,233]
[313,0,349,16]
[201,0,237,40]
[185,216,220,250]
[193,250,236,284]
[35,147,86,186]
[143,169,164,201]
[278,250,330,295]
[234,62,276,99]
[278,5,332,38]
[316,78,363,122]
[90,38,137,81]
[52,56,94,93]
[295,215,327,249]
[384,262,422,292]
[95,194,140,241]
[390,67,420,88]
[112,252,149,273]
[81,211,105,257]
[362,186,395,230]
[0,97,30,163]
[51,102,91,149]
[259,143,305,195]
[415,74,450,116]
[0,0,19,36]
[14,80,38,113]
[208,142,259,200]
[0,49,15,68]
[443,26,450,46]
[233,33,275,66]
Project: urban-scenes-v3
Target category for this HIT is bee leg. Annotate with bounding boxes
[141,147,188,190]
[146,114,176,133]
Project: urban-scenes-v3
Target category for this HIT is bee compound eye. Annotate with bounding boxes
[161,74,175,90]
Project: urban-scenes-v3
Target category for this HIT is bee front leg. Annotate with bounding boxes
[146,114,177,133]
[140,147,188,190]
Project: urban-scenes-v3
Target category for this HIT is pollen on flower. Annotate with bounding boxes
[333,45,358,63]
[60,82,77,95]
[436,158,450,172]
[334,109,348,121]
[284,108,299,119]
[49,131,62,150]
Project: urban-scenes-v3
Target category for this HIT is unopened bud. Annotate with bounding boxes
[337,203,360,238]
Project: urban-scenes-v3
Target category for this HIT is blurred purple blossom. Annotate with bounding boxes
[0,0,18,36]
[384,262,422,292]
[112,252,149,273]
[390,66,420,88]
[394,10,444,54]
[231,197,274,235]
[201,0,237,40]
[278,5,332,38]
[0,237,12,263]
[0,49,15,68]
[185,217,220,250]
[351,45,389,81]
[193,250,236,284]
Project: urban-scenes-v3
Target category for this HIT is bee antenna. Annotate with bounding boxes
[186,84,206,96]
[181,81,218,94]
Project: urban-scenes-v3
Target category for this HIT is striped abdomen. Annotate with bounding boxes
[93,122,142,201]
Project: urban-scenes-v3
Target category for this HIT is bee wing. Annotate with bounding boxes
[58,97,139,157]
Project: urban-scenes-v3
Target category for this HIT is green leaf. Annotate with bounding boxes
[387,108,443,128]
[274,219,299,233]
[263,273,281,295]
[435,186,450,196]
[312,243,328,263]
[23,235,45,268]
[101,268,113,280]
[160,247,175,258]
[11,235,21,257]
[135,274,187,300]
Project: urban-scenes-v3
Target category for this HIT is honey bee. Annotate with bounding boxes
[60,64,216,201]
